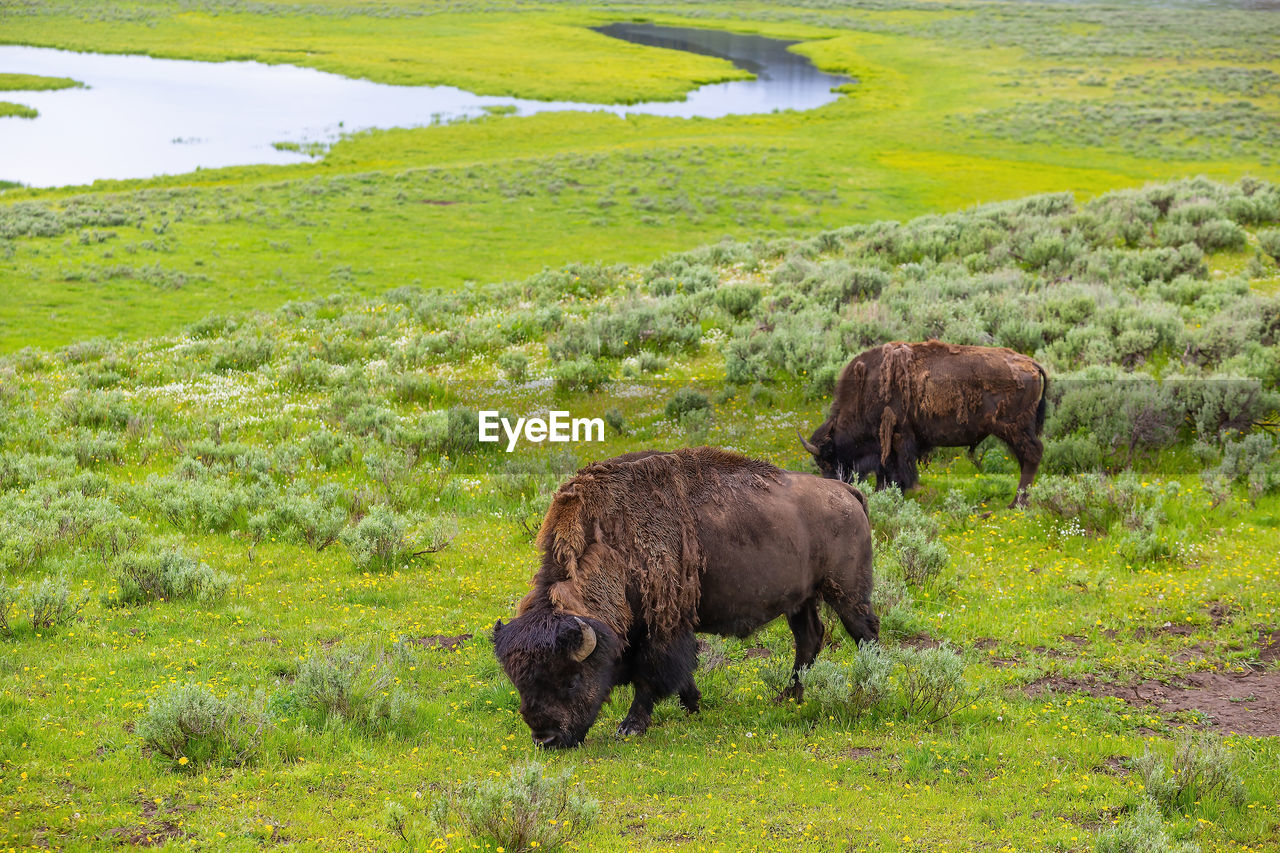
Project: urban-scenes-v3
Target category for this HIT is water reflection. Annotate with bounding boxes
[0,25,848,187]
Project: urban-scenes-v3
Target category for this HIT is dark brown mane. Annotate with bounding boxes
[530,447,780,645]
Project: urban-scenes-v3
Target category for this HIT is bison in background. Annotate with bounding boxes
[801,341,1048,507]
[494,447,877,748]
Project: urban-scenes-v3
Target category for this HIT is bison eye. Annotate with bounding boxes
[567,674,581,691]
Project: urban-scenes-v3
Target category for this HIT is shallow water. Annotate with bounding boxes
[0,25,848,188]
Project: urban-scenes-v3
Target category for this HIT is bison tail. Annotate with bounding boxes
[1034,363,1049,436]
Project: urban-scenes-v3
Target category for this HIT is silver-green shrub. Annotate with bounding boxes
[340,506,410,572]
[27,574,88,631]
[136,683,263,769]
[430,762,599,853]
[799,642,892,721]
[1135,734,1246,814]
[0,579,17,636]
[110,549,233,606]
[893,643,971,723]
[1095,800,1200,853]
[294,648,419,736]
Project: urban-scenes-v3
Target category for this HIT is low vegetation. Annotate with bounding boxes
[2,0,1278,351]
[0,175,1277,849]
[423,762,599,853]
[0,101,37,118]
[0,73,84,92]
[1,6,1279,852]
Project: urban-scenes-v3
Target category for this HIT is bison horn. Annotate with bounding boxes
[797,428,820,456]
[571,617,597,662]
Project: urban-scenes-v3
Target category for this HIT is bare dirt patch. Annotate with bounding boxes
[901,633,942,650]
[744,647,773,659]
[1092,756,1128,776]
[1258,630,1280,664]
[105,799,196,847]
[1028,671,1280,736]
[104,822,187,847]
[1206,601,1238,627]
[846,746,882,760]
[411,633,471,651]
[1134,622,1196,639]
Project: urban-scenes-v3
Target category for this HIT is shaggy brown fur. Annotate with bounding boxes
[530,447,780,644]
[496,447,877,748]
[805,340,1048,507]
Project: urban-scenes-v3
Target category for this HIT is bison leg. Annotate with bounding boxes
[967,440,986,472]
[779,600,824,703]
[618,632,698,737]
[1003,432,1044,508]
[618,687,656,738]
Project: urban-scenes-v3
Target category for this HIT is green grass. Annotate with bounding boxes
[1,1,1280,848]
[0,101,37,118]
[0,0,1277,351]
[1,179,1278,851]
[0,73,83,91]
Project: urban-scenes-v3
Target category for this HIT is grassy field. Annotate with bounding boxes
[1,0,1277,350]
[2,1,1280,850]
[2,178,1280,851]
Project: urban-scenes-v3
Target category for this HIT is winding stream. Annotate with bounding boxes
[0,24,848,188]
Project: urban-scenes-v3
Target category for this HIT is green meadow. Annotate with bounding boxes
[3,0,1278,351]
[2,1,1280,851]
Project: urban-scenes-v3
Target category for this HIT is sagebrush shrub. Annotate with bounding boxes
[665,389,711,422]
[870,574,920,641]
[893,643,971,722]
[497,350,529,383]
[552,358,609,393]
[1176,379,1278,441]
[1033,473,1135,534]
[1212,432,1279,499]
[866,488,949,585]
[1042,434,1104,474]
[894,527,949,585]
[306,428,353,469]
[799,642,891,720]
[0,580,16,636]
[1114,507,1177,565]
[293,648,419,735]
[110,549,233,605]
[713,283,761,318]
[1135,734,1246,814]
[431,762,599,853]
[1095,799,1200,853]
[340,506,411,572]
[27,574,88,631]
[136,683,263,769]
[1258,228,1280,262]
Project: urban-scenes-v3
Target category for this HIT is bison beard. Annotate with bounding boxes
[494,447,877,748]
[802,341,1048,507]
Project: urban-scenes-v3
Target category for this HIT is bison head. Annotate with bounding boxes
[798,425,878,483]
[493,611,621,748]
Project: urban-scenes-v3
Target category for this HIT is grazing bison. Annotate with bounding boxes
[494,447,877,748]
[800,341,1048,507]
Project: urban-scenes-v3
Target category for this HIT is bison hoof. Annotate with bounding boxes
[775,684,804,705]
[617,718,649,738]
